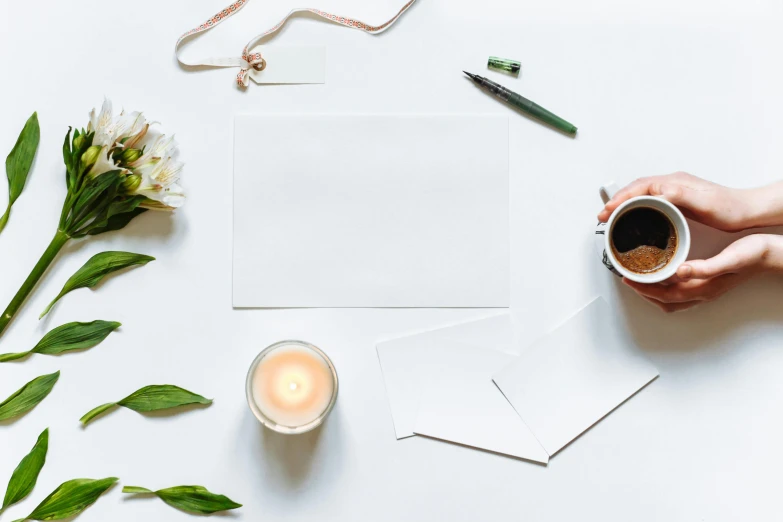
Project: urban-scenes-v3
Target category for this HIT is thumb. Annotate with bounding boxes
[677,245,752,280]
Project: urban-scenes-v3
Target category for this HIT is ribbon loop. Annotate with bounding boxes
[176,0,417,89]
[245,52,267,71]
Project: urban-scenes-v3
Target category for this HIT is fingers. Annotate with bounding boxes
[597,172,720,225]
[646,183,714,217]
[677,257,741,281]
[598,177,659,222]
[677,235,770,280]
[623,278,711,303]
[639,295,700,313]
[623,271,751,312]
[597,173,688,221]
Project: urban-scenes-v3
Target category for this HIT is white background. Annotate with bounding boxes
[2,1,783,520]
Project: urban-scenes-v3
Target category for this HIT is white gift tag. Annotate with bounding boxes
[248,46,326,84]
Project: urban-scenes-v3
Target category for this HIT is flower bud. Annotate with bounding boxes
[122,174,142,193]
[118,148,143,165]
[80,145,102,169]
[73,133,85,150]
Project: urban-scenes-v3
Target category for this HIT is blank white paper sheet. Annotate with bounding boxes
[233,114,510,308]
[493,298,659,456]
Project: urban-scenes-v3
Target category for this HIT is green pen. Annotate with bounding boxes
[463,71,577,135]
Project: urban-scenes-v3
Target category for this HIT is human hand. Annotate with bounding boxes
[623,234,783,312]
[597,172,755,232]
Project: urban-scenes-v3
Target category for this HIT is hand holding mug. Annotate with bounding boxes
[598,172,757,232]
[624,234,783,313]
[598,173,783,312]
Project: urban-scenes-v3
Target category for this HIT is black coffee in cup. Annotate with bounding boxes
[611,207,677,274]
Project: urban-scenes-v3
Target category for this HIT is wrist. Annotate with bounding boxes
[741,182,783,228]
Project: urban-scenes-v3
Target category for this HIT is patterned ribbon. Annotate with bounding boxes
[176,0,418,88]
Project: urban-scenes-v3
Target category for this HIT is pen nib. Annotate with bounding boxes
[463,71,478,81]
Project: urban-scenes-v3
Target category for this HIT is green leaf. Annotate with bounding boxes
[14,477,117,522]
[7,113,41,204]
[31,320,120,355]
[40,251,155,318]
[122,485,242,515]
[0,320,121,363]
[74,195,146,238]
[84,207,147,237]
[65,170,123,231]
[118,385,212,412]
[0,372,60,422]
[1,429,48,513]
[1,113,40,234]
[80,385,212,426]
[62,127,73,191]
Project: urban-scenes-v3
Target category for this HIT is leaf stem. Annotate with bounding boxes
[79,402,118,426]
[121,486,154,494]
[0,205,10,234]
[0,230,70,340]
[0,350,32,363]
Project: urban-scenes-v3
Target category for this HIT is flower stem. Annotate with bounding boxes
[0,229,70,340]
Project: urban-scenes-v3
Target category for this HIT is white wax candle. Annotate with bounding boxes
[247,341,337,431]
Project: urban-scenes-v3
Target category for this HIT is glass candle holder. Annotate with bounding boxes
[246,340,338,434]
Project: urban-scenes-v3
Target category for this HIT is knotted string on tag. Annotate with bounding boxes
[175,0,418,88]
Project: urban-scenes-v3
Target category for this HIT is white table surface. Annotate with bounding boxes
[2,1,783,520]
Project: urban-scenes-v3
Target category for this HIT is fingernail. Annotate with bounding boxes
[679,265,692,279]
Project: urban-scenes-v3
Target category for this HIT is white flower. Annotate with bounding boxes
[88,99,114,147]
[133,156,185,210]
[87,145,128,177]
[128,134,176,169]
[88,98,148,148]
[85,98,184,210]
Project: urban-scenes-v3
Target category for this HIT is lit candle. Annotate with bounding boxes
[246,340,338,434]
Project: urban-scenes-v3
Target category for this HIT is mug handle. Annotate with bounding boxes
[599,182,620,204]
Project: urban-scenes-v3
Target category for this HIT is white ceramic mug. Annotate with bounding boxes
[599,182,691,284]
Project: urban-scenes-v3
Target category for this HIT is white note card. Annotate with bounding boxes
[376,314,514,439]
[376,315,548,464]
[233,115,510,308]
[412,343,549,464]
[248,46,326,84]
[493,297,659,456]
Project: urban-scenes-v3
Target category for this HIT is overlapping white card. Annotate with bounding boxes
[376,314,516,438]
[233,114,510,308]
[376,314,549,463]
[377,299,659,462]
[412,343,549,464]
[493,298,659,456]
